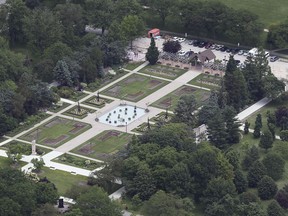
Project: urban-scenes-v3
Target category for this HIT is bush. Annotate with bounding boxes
[257,176,278,200]
[233,169,247,194]
[267,200,285,216]
[273,141,288,160]
[247,161,267,187]
[280,130,288,141]
[275,185,288,209]
[239,191,258,204]
[162,40,181,53]
[57,86,74,99]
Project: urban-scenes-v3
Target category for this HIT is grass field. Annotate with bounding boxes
[38,167,89,196]
[102,74,169,102]
[71,130,132,160]
[138,64,187,80]
[20,117,91,147]
[0,156,27,169]
[209,0,288,27]
[123,61,145,71]
[151,85,210,110]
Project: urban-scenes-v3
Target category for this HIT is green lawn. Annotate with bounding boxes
[102,74,169,102]
[20,117,91,147]
[151,85,210,110]
[188,73,221,90]
[38,167,89,196]
[123,61,145,71]
[138,64,187,80]
[71,130,132,161]
[244,99,288,136]
[0,156,27,169]
[209,0,288,27]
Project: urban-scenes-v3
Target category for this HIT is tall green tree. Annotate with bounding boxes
[23,8,63,53]
[74,186,122,216]
[120,15,145,48]
[173,94,197,127]
[223,106,241,144]
[149,0,173,26]
[146,37,159,65]
[233,169,248,194]
[257,176,278,200]
[53,60,73,87]
[207,113,227,149]
[267,200,286,216]
[259,129,274,150]
[262,152,285,181]
[247,160,267,187]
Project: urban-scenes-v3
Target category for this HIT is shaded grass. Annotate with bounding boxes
[71,130,132,160]
[103,74,169,102]
[38,167,89,196]
[151,85,210,110]
[138,64,187,80]
[0,156,27,169]
[47,102,70,113]
[123,61,145,71]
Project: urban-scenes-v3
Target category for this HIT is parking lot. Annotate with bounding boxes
[133,37,288,80]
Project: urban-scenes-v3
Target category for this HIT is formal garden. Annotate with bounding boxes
[19,117,91,147]
[71,130,132,161]
[102,74,169,102]
[188,73,222,90]
[151,85,211,110]
[138,64,187,80]
[123,61,145,71]
[63,104,96,119]
[83,94,113,108]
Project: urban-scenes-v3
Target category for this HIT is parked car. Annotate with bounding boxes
[220,46,228,52]
[173,37,179,42]
[193,40,200,47]
[215,45,224,51]
[185,50,194,57]
[226,48,232,53]
[270,56,279,62]
[210,44,217,50]
[205,42,213,49]
[177,50,186,56]
[188,40,194,45]
[243,51,249,56]
[198,41,206,48]
[178,37,186,43]
[238,50,244,55]
[235,60,241,65]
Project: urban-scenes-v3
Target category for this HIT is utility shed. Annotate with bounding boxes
[148,28,160,38]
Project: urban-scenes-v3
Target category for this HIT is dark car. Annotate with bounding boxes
[198,41,206,48]
[220,46,228,52]
[235,60,240,65]
[193,40,200,46]
[226,48,232,53]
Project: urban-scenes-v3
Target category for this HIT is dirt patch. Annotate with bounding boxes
[99,131,121,142]
[123,76,145,84]
[44,135,68,146]
[148,79,162,89]
[126,91,144,100]
[174,86,196,96]
[69,123,87,134]
[158,98,173,108]
[78,144,95,155]
[106,85,121,96]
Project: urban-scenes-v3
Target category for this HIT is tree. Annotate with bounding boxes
[43,42,72,64]
[257,176,277,200]
[225,150,240,170]
[114,0,142,21]
[262,152,285,181]
[198,92,220,125]
[207,113,227,149]
[238,202,267,216]
[120,15,145,48]
[74,186,122,216]
[149,0,173,26]
[233,169,248,194]
[267,20,288,49]
[239,191,259,204]
[280,130,288,141]
[85,0,114,35]
[244,120,250,134]
[253,114,262,138]
[163,40,181,53]
[31,157,45,173]
[242,145,260,170]
[202,177,236,205]
[255,113,262,128]
[0,197,21,216]
[141,190,194,216]
[35,182,58,204]
[268,123,276,140]
[53,60,73,87]
[173,94,197,127]
[275,106,288,130]
[146,37,159,65]
[276,185,288,209]
[247,160,267,187]
[31,203,58,216]
[262,74,285,99]
[259,130,274,150]
[3,0,28,45]
[223,106,241,144]
[267,200,285,216]
[64,208,83,216]
[23,8,63,53]
[224,55,248,111]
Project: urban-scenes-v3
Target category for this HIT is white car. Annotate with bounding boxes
[178,37,186,43]
[177,50,186,56]
[173,37,179,41]
[238,50,244,55]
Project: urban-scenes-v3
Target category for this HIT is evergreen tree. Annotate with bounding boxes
[267,200,285,216]
[207,113,227,149]
[242,146,260,170]
[253,114,262,138]
[146,37,159,65]
[244,120,250,134]
[257,176,278,200]
[223,107,241,144]
[247,160,267,187]
[233,169,248,194]
[256,114,262,128]
[268,123,276,140]
[259,130,274,150]
[262,152,285,181]
[53,60,73,87]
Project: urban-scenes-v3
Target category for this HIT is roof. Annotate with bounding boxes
[148,28,160,33]
[197,50,216,64]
